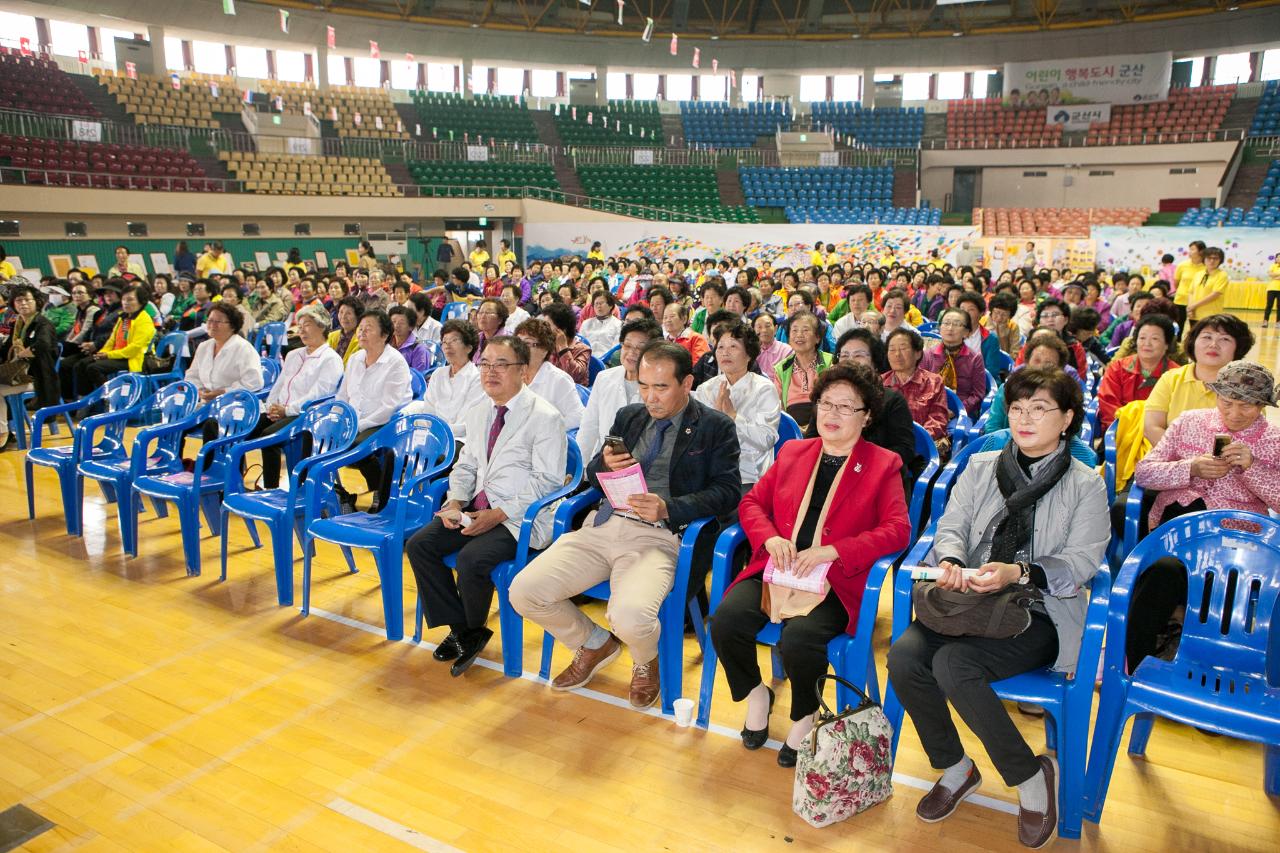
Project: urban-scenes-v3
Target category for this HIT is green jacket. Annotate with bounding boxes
[43,304,74,337]
[774,349,833,403]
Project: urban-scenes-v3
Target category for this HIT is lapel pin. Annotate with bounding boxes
[854,463,863,473]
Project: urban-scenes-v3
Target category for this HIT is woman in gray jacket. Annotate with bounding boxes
[887,367,1109,849]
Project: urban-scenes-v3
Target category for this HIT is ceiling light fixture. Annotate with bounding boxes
[952,31,963,37]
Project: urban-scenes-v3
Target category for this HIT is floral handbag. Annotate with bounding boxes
[792,675,894,828]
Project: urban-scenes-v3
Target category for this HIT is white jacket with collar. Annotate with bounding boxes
[575,364,640,461]
[448,385,568,549]
[527,360,584,431]
[692,371,780,485]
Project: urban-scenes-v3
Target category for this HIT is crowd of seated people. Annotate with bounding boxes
[8,230,1271,847]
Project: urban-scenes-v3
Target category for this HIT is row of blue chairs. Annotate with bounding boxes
[784,206,942,225]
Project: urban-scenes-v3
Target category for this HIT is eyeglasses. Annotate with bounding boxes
[477,360,527,372]
[1038,312,1064,321]
[1007,403,1061,422]
[839,350,871,362]
[816,400,868,417]
[939,320,968,329]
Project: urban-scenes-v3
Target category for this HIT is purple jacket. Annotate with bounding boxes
[920,342,987,419]
[396,332,430,372]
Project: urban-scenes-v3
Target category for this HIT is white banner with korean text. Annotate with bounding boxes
[1048,103,1111,130]
[1004,52,1172,106]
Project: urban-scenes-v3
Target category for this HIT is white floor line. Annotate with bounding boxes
[308,608,1020,816]
[326,797,466,853]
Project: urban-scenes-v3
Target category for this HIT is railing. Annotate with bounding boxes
[570,146,777,168]
[0,107,231,154]
[925,128,1246,149]
[0,166,729,222]
[1248,135,1280,156]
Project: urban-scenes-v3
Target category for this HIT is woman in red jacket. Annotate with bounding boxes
[709,362,912,768]
[1096,314,1177,430]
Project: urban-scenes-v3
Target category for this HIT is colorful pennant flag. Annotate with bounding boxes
[223,0,235,14]
[303,100,312,116]
[242,87,252,104]
[369,41,379,59]
[571,106,577,120]
[616,0,624,26]
[330,106,338,121]
[670,33,678,55]
[19,38,31,56]
[326,26,336,49]
[170,72,181,90]
[415,123,421,136]
[692,48,700,69]
[406,53,414,63]
[124,61,136,79]
[210,82,219,98]
[274,95,284,111]
[642,17,654,42]
[587,112,593,125]
[77,49,87,64]
[396,119,403,133]
[353,112,362,125]
[375,115,384,129]
[279,9,289,34]
[730,69,736,87]
[712,59,718,74]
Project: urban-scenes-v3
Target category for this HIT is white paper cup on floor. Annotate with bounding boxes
[673,698,695,727]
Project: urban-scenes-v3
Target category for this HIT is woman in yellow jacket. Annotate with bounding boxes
[77,285,156,393]
[327,296,363,366]
[1263,257,1280,329]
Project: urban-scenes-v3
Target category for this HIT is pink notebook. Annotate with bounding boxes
[763,556,832,594]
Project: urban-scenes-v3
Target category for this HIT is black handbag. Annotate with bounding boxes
[142,353,175,374]
[911,582,1038,639]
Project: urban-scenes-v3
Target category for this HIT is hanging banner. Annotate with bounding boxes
[692,48,700,69]
[633,150,655,165]
[711,59,718,75]
[374,115,383,129]
[466,145,489,162]
[125,61,136,79]
[616,0,624,26]
[642,17,654,42]
[210,82,219,98]
[18,37,31,56]
[326,26,336,49]
[77,50,87,64]
[1048,103,1111,130]
[369,41,380,59]
[170,72,181,90]
[279,9,290,34]
[303,100,312,116]
[71,120,103,143]
[223,0,236,13]
[1003,51,1172,106]
[670,34,678,56]
[287,136,311,155]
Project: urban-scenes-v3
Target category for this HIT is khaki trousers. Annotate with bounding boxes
[509,511,680,665]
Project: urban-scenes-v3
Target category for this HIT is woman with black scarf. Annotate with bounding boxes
[58,279,123,402]
[886,367,1109,849]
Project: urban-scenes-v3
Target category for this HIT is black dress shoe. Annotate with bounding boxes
[432,632,461,662]
[450,627,493,677]
[777,743,798,768]
[740,687,775,750]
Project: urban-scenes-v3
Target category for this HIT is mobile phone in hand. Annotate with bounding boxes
[604,435,628,455]
[1213,433,1231,457]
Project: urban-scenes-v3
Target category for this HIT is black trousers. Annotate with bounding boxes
[239,413,304,488]
[1266,291,1280,324]
[407,515,517,634]
[1122,497,1203,670]
[886,613,1059,787]
[337,426,390,505]
[709,577,850,721]
[72,357,128,397]
[59,349,89,401]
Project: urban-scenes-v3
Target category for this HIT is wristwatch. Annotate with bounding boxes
[1015,561,1031,585]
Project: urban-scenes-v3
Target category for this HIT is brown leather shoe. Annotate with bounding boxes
[916,764,982,823]
[628,658,660,708]
[551,633,622,691]
[1018,755,1058,849]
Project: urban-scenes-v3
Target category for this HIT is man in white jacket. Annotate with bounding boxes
[576,317,663,460]
[407,335,568,677]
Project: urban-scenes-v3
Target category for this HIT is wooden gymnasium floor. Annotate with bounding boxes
[3,315,1280,853]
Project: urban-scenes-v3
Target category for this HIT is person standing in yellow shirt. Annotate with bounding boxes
[0,244,16,282]
[808,240,825,267]
[195,241,231,279]
[1185,245,1230,332]
[468,239,490,270]
[1172,239,1205,331]
[497,238,517,269]
[1263,257,1280,329]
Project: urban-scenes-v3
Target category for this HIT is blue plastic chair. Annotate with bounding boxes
[410,368,428,401]
[1121,483,1147,561]
[995,349,1014,376]
[773,411,803,456]
[695,522,902,728]
[979,370,997,415]
[575,384,591,406]
[1084,510,1280,822]
[256,322,287,360]
[131,391,262,576]
[587,355,607,386]
[142,332,189,393]
[301,413,455,641]
[1102,419,1118,507]
[537,487,716,715]
[908,422,941,541]
[78,382,201,554]
[219,400,360,606]
[601,344,620,365]
[5,387,72,451]
[24,374,147,535]
[442,302,470,321]
[944,387,973,452]
[882,513,1111,839]
[257,358,280,401]
[411,438,585,677]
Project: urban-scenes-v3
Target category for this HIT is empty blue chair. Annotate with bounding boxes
[256,322,287,360]
[301,413,455,641]
[883,515,1111,839]
[944,387,973,452]
[908,422,941,541]
[696,522,902,727]
[24,374,147,535]
[257,357,280,401]
[442,301,470,321]
[536,487,717,715]
[773,411,803,456]
[131,391,262,576]
[78,382,201,554]
[142,332,188,393]
[220,400,360,605]
[411,438,585,676]
[1084,511,1280,823]
[587,355,607,386]
[575,384,590,406]
[410,368,428,401]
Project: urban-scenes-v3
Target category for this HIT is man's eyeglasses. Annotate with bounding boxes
[478,361,527,372]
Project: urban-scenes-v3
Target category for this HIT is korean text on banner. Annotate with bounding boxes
[1048,103,1111,131]
[466,145,490,162]
[1003,51,1171,106]
[632,149,655,165]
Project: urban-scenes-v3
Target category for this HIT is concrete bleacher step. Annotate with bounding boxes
[923,113,948,144]
[67,74,132,124]
[383,161,415,193]
[552,151,584,197]
[394,103,417,135]
[214,114,249,136]
[1224,163,1271,209]
[716,168,746,207]
[530,110,564,150]
[892,168,918,209]
[660,114,685,148]
[1223,96,1260,132]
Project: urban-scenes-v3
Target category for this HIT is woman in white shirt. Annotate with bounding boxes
[188,302,265,463]
[576,317,663,460]
[513,318,584,431]
[579,290,622,357]
[334,308,414,513]
[151,274,175,327]
[694,320,781,491]
[500,283,530,334]
[402,318,485,442]
[246,305,344,489]
[409,292,442,344]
